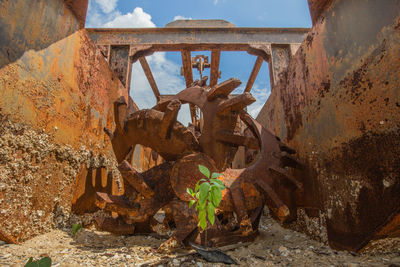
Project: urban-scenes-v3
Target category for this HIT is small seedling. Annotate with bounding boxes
[187,165,226,231]
[72,223,82,236]
[24,256,51,267]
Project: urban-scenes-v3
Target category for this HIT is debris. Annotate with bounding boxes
[279,245,289,257]
[189,242,238,265]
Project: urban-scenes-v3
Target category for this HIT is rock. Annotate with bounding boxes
[196,262,204,267]
[172,258,180,266]
[279,246,289,257]
[0,240,6,245]
[347,263,359,267]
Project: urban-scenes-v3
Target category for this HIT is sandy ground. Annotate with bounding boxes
[1,214,400,267]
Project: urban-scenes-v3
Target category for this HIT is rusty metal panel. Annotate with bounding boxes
[0,0,128,243]
[307,0,334,25]
[0,0,81,69]
[63,0,89,27]
[257,0,400,251]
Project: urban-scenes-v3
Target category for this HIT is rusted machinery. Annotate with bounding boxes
[92,77,303,250]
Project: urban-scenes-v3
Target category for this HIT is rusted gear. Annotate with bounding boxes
[93,77,303,249]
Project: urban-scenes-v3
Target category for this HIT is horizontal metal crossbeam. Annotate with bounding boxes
[87,27,310,51]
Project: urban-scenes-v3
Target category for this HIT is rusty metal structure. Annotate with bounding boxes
[81,20,309,249]
[92,77,303,249]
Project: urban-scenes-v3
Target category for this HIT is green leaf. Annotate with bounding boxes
[207,202,215,225]
[25,257,51,267]
[211,185,222,207]
[199,182,210,204]
[211,172,222,179]
[199,219,207,231]
[189,200,195,208]
[199,208,206,220]
[186,188,193,196]
[38,257,51,267]
[195,182,200,193]
[198,164,210,178]
[25,257,33,265]
[72,223,82,236]
[198,208,207,231]
[211,179,225,190]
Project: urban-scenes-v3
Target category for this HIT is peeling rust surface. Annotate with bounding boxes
[0,0,128,243]
[258,0,400,251]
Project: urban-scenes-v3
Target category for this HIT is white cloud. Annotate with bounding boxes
[131,52,190,124]
[95,0,118,13]
[85,0,120,28]
[104,7,156,28]
[231,83,270,118]
[247,84,270,118]
[173,15,193,21]
[214,0,219,5]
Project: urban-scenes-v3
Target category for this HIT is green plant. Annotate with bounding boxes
[186,165,226,231]
[24,257,51,267]
[72,223,82,236]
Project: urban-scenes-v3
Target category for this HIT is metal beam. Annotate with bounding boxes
[181,50,193,87]
[138,56,160,102]
[108,45,130,90]
[180,50,197,125]
[269,44,291,90]
[87,27,310,50]
[210,50,221,87]
[244,56,264,93]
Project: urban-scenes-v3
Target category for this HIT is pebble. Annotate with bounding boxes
[172,258,180,266]
[196,262,204,267]
[279,246,289,257]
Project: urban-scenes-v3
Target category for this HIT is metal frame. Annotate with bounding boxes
[88,27,309,122]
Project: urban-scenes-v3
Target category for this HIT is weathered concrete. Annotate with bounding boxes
[0,0,128,243]
[257,0,400,251]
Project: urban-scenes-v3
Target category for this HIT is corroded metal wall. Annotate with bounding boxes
[0,0,128,243]
[257,0,400,251]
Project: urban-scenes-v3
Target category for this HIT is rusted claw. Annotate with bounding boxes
[95,78,304,249]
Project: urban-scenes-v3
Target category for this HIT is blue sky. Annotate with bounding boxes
[86,0,312,124]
